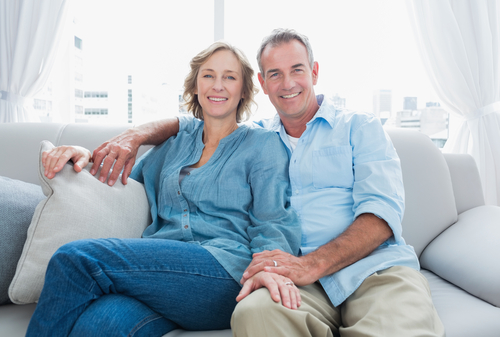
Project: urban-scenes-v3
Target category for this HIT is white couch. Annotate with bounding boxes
[0,122,499,337]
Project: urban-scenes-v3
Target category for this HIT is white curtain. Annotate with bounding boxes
[0,0,69,123]
[407,0,500,206]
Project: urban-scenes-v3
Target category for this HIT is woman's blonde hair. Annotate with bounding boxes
[183,41,258,123]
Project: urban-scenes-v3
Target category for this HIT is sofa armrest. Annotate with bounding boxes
[420,205,500,307]
[443,153,485,214]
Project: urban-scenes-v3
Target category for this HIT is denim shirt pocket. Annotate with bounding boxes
[312,146,354,189]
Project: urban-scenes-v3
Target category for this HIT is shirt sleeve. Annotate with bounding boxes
[178,115,202,133]
[350,115,405,245]
[246,132,302,256]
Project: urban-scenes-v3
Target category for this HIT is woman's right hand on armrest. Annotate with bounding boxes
[42,146,92,179]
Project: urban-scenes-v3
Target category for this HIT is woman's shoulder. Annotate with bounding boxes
[239,123,286,158]
[242,122,281,142]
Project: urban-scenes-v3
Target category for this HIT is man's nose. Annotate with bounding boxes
[282,74,295,90]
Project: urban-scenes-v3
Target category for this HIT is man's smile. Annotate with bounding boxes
[280,92,301,99]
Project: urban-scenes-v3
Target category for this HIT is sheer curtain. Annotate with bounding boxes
[407,0,500,205]
[0,0,69,123]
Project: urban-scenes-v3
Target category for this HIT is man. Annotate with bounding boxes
[86,29,444,336]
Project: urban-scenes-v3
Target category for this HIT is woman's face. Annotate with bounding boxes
[196,50,244,122]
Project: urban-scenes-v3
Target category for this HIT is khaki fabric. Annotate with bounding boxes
[232,266,445,337]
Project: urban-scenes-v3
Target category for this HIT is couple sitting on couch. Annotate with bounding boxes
[30,28,444,337]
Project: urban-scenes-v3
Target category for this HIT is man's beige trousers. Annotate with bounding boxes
[232,266,445,337]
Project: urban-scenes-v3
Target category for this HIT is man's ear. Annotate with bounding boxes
[312,62,319,85]
[258,73,268,95]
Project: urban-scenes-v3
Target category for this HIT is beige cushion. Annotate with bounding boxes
[8,141,151,304]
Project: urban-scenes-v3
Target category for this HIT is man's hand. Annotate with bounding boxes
[240,250,319,287]
[90,128,142,186]
[43,146,92,179]
[236,271,301,310]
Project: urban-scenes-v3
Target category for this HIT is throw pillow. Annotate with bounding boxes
[8,141,151,304]
[0,177,45,305]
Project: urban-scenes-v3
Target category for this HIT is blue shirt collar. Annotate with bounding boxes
[268,94,339,133]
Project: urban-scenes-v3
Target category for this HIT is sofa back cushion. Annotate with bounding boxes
[387,129,458,257]
[0,123,152,186]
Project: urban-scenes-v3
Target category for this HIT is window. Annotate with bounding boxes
[38,0,447,146]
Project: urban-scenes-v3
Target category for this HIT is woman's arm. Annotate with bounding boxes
[243,130,302,309]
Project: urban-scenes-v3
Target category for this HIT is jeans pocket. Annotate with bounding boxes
[312,146,354,189]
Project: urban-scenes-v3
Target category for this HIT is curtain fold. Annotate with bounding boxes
[407,0,500,205]
[0,0,68,123]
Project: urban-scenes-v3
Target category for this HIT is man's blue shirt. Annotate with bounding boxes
[179,95,419,306]
[130,122,301,284]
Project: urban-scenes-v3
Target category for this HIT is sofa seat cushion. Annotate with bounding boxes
[8,141,151,304]
[0,177,45,305]
[420,205,500,307]
[422,269,500,337]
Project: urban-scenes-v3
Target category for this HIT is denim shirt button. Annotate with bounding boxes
[177,191,180,195]
[184,225,189,229]
[183,214,187,217]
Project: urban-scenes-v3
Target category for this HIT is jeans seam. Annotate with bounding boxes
[128,314,164,337]
[101,269,234,280]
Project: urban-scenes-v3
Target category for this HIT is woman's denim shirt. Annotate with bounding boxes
[129,121,301,284]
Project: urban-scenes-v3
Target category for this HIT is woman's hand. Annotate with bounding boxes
[236,271,301,310]
[42,146,92,179]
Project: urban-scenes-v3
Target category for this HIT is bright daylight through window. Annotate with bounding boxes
[34,0,451,148]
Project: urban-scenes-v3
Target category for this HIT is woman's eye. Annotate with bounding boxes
[227,76,236,80]
[204,74,213,78]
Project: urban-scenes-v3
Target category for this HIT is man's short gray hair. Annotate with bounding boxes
[257,28,315,74]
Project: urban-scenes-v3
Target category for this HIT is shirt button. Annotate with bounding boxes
[177,191,180,195]
[184,209,187,212]
[295,190,299,194]
[184,225,189,229]
[187,172,190,175]
[183,214,187,217]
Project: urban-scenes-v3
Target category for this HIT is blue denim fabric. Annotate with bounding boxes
[27,238,241,336]
[130,122,301,284]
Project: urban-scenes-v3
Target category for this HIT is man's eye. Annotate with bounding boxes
[270,73,278,78]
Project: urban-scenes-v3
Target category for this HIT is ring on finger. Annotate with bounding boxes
[285,281,294,286]
[273,260,278,267]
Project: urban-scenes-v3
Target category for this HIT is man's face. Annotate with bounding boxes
[258,40,319,123]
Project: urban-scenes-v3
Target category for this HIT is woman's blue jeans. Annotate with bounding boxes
[26,238,241,337]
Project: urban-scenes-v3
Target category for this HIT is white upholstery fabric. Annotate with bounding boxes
[421,205,500,307]
[443,153,485,214]
[422,269,500,337]
[386,129,457,257]
[0,123,152,185]
[8,141,151,304]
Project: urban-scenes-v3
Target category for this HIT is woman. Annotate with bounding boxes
[27,41,301,336]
